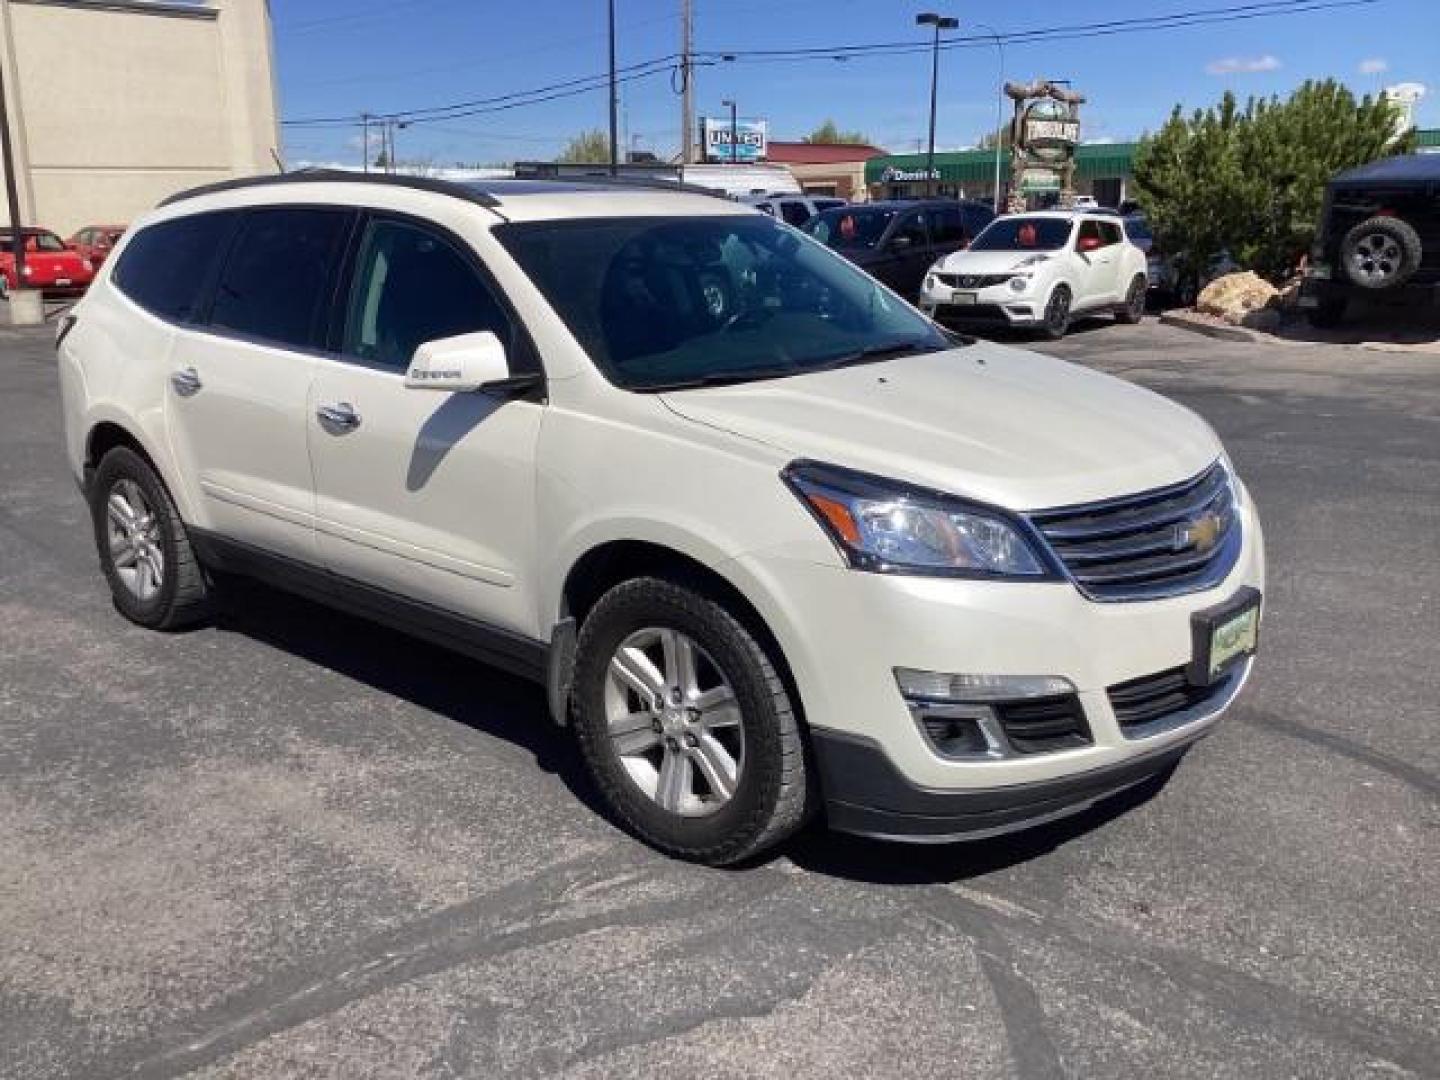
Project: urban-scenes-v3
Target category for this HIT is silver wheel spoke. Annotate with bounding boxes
[610,646,664,708]
[113,545,139,570]
[689,734,738,801]
[107,492,136,530]
[609,711,659,755]
[655,750,691,812]
[660,628,699,697]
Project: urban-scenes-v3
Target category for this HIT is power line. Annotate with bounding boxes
[280,0,1377,132]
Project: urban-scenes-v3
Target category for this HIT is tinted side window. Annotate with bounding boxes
[962,205,993,236]
[1099,221,1123,246]
[111,212,237,322]
[1077,220,1104,248]
[209,208,351,350]
[779,201,812,227]
[893,212,928,248]
[931,205,966,245]
[341,218,514,371]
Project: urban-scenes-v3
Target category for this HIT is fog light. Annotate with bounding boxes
[924,274,937,292]
[921,709,993,757]
[1009,276,1029,292]
[895,668,1074,702]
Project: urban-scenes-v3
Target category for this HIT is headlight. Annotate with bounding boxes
[783,461,1052,578]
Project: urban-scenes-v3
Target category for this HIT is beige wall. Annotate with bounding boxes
[787,161,873,202]
[0,0,278,235]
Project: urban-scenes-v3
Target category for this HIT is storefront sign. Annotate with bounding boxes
[880,165,940,183]
[702,117,768,164]
[1019,169,1061,193]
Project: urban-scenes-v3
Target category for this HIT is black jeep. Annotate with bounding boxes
[1301,154,1440,327]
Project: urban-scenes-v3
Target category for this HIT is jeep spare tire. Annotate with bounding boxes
[1341,216,1422,291]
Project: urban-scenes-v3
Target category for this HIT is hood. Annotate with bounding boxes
[934,249,1056,276]
[659,342,1221,510]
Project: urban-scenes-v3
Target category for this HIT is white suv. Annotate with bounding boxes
[57,173,1264,865]
[919,211,1150,339]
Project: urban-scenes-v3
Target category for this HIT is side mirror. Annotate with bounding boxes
[404,330,510,393]
[1077,235,1103,253]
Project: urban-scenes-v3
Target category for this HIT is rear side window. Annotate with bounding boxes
[209,208,351,350]
[111,212,236,323]
[931,205,966,245]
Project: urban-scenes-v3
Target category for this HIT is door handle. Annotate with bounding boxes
[170,367,202,396]
[316,402,361,433]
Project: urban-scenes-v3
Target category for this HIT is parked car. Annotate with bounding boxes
[1300,153,1440,327]
[0,227,96,298]
[802,198,995,299]
[1125,214,1241,307]
[68,225,127,269]
[741,193,846,228]
[919,211,1150,338]
[58,172,1263,865]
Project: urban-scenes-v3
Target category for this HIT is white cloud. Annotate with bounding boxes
[1205,54,1282,76]
[1359,58,1389,76]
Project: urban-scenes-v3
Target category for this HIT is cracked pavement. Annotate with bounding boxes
[2,318,1437,1078]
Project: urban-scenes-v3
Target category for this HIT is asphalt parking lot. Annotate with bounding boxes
[3,318,1437,1079]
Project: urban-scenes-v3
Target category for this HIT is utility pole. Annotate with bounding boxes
[361,113,372,173]
[607,0,618,176]
[679,0,693,165]
[722,98,737,164]
[0,45,28,304]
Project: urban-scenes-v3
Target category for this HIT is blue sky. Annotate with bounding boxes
[274,0,1439,167]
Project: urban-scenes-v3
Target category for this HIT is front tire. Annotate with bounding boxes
[90,446,211,630]
[1041,284,1072,340]
[570,577,813,865]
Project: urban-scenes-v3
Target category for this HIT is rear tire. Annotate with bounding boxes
[570,576,813,865]
[1115,275,1147,324]
[90,446,211,630]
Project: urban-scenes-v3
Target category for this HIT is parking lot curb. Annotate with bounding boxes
[1158,311,1267,344]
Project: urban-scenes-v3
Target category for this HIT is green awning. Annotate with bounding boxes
[865,142,1141,186]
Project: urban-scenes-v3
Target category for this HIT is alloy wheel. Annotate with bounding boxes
[603,626,745,817]
[105,479,165,601]
[1047,289,1071,332]
[1347,232,1402,286]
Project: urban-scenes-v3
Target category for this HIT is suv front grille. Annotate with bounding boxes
[1028,463,1241,602]
[995,695,1091,754]
[935,272,1011,289]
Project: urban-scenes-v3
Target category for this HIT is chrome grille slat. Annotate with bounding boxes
[1028,463,1243,602]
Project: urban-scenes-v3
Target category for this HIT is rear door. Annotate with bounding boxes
[929,204,970,260]
[166,206,353,562]
[307,213,544,634]
[1073,219,1119,309]
[876,210,933,297]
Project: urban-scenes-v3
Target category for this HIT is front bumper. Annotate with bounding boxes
[728,498,1264,839]
[918,280,1045,326]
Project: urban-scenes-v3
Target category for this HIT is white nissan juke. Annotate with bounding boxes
[56,173,1262,865]
[919,211,1151,339]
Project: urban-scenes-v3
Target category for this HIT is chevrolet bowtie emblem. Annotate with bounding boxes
[1176,512,1222,553]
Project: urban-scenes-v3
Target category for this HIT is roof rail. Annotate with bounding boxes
[510,164,731,200]
[158,169,501,209]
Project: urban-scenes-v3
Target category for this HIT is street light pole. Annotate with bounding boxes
[722,98,737,164]
[916,13,958,199]
[970,22,1006,213]
[0,47,28,297]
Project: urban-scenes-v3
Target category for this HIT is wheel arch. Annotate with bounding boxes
[82,416,198,524]
[549,537,808,736]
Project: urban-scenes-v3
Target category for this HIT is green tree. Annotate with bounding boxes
[1133,79,1412,285]
[802,119,871,145]
[557,129,611,164]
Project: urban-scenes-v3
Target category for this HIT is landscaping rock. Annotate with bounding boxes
[1197,272,1280,325]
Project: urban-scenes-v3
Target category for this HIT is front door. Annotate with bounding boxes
[166,206,352,563]
[307,215,543,636]
[878,210,934,298]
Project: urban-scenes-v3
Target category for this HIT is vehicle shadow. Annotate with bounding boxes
[210,577,610,822]
[211,577,1173,885]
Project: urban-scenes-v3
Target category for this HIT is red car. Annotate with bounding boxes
[68,224,126,270]
[0,227,96,298]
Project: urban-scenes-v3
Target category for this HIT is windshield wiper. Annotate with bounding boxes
[633,366,803,392]
[811,339,952,371]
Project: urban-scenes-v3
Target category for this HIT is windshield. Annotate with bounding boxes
[970,217,1073,252]
[802,207,897,250]
[497,215,953,391]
